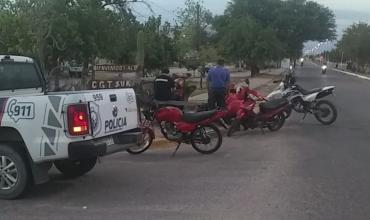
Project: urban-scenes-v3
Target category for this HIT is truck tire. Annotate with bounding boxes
[54,157,97,178]
[0,144,30,200]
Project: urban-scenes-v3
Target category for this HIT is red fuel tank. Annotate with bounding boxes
[154,107,183,123]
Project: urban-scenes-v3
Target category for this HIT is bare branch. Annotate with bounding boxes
[137,0,154,14]
[0,38,5,47]
[102,0,154,15]
[102,0,122,8]
[50,34,67,51]
[42,23,66,51]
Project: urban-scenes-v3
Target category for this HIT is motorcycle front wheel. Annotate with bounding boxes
[191,124,222,154]
[267,113,286,132]
[314,100,337,125]
[291,98,306,113]
[127,127,154,155]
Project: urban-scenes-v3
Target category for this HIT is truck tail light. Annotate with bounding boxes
[67,104,90,136]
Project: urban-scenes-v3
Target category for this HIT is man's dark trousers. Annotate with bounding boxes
[208,87,226,109]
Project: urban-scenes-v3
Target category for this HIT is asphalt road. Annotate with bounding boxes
[2,63,370,220]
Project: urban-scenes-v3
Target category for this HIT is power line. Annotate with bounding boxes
[135,0,156,15]
[145,0,177,16]
[131,8,151,19]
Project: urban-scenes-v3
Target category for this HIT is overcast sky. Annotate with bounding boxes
[314,0,370,11]
[135,0,370,40]
[138,0,370,17]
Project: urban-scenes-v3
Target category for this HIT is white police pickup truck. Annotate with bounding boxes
[0,55,141,199]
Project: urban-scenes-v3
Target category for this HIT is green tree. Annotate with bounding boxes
[176,0,214,67]
[337,23,370,72]
[218,16,284,76]
[142,16,164,72]
[136,30,145,77]
[160,21,177,67]
[0,0,146,88]
[274,0,336,59]
[141,16,178,74]
[214,0,336,76]
[327,48,343,64]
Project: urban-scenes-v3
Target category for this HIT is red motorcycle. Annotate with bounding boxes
[226,81,290,137]
[127,99,227,156]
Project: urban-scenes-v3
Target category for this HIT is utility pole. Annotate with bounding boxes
[195,2,201,52]
[136,30,145,79]
[195,2,203,89]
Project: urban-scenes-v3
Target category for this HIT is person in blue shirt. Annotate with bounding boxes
[207,59,230,109]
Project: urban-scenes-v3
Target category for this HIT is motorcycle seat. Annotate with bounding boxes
[295,85,322,95]
[260,98,288,111]
[182,110,217,123]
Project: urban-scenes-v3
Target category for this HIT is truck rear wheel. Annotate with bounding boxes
[0,144,30,200]
[54,157,97,178]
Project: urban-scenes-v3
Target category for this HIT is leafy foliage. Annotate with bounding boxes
[0,0,142,71]
[214,0,336,75]
[176,0,214,68]
[337,23,370,71]
[0,0,337,79]
[141,16,177,72]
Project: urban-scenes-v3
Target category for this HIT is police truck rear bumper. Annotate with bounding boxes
[68,128,142,160]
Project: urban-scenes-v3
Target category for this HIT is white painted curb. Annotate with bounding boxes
[333,69,370,81]
[311,61,370,81]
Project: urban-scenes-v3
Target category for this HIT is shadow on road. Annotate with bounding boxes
[24,174,74,199]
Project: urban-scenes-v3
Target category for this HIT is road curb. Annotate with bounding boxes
[312,61,370,81]
[333,69,370,81]
[151,137,174,149]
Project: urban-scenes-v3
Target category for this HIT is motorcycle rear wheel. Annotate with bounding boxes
[314,100,337,125]
[191,124,222,154]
